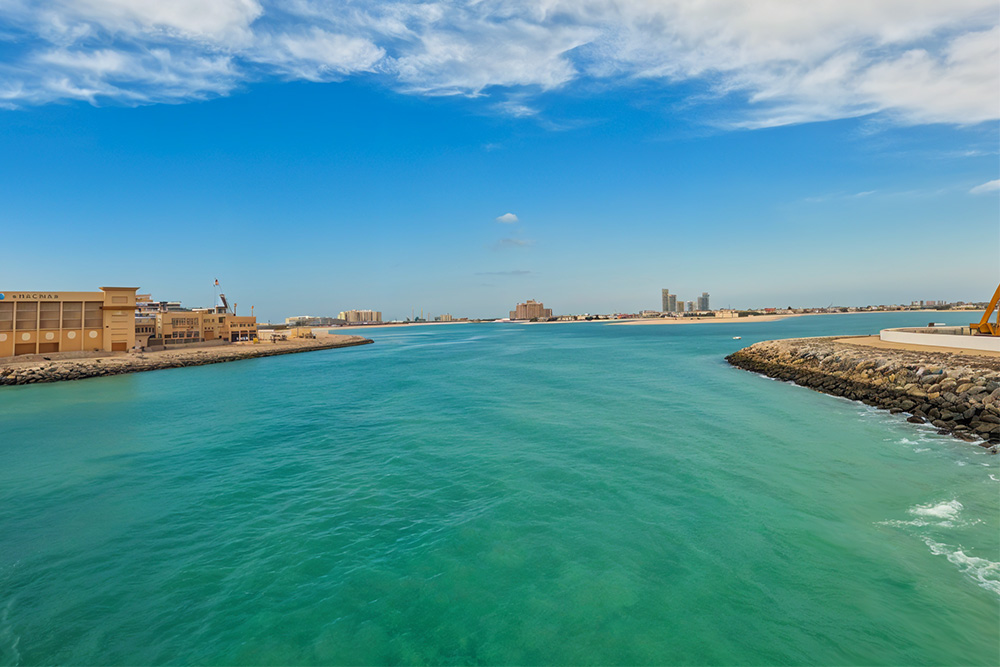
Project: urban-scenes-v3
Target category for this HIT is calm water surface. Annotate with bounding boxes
[1,313,997,665]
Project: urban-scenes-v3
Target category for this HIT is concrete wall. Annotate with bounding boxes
[880,328,1000,352]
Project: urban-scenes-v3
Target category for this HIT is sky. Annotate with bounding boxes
[1,0,998,322]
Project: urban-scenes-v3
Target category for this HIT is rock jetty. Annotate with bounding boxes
[727,337,1000,451]
[0,335,372,386]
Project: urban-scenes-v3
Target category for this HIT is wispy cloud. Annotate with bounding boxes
[0,1,996,128]
[475,270,532,276]
[493,238,533,250]
[970,179,1000,194]
[803,190,878,203]
[495,212,518,224]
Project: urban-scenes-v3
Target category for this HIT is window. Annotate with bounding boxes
[0,303,12,331]
[39,302,60,329]
[62,302,82,328]
[15,302,37,330]
[84,302,102,328]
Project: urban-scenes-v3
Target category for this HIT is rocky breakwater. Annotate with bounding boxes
[727,337,1000,451]
[0,335,373,386]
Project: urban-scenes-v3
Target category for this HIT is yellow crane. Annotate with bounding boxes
[971,282,1000,336]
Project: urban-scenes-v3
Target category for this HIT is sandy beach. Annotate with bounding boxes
[607,314,804,325]
[324,321,472,333]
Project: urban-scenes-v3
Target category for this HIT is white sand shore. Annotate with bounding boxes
[325,321,471,332]
[607,314,804,325]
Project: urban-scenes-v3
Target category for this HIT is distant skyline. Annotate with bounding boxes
[1,1,998,322]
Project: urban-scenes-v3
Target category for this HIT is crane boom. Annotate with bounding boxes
[971,282,1000,336]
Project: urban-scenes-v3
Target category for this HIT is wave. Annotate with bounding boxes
[923,538,1000,596]
[910,499,963,520]
[878,499,964,528]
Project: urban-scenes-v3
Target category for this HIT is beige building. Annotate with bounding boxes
[0,287,138,357]
[152,310,258,346]
[510,300,553,320]
[0,286,259,357]
[339,309,382,323]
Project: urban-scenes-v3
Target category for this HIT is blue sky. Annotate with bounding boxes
[1,1,998,321]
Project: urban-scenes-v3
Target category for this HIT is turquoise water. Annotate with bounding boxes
[1,313,997,666]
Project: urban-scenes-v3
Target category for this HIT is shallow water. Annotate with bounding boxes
[1,312,997,665]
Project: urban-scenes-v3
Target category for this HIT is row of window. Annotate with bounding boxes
[0,302,103,331]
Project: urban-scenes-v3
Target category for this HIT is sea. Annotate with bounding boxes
[0,312,997,666]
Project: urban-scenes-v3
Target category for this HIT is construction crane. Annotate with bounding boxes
[214,278,233,314]
[970,282,1000,336]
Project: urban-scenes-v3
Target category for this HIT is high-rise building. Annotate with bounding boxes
[697,292,710,311]
[510,300,553,320]
[662,289,678,313]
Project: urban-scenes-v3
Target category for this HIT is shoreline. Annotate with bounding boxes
[0,333,372,386]
[607,313,803,325]
[607,309,985,326]
[727,336,1000,451]
[326,321,471,332]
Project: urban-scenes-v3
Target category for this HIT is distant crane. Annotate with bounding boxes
[214,278,233,314]
[971,282,1000,336]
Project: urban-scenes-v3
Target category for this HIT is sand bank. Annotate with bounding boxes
[326,321,471,332]
[608,314,803,325]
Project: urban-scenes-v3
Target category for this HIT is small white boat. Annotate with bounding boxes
[732,336,742,340]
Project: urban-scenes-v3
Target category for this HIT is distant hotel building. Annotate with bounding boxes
[697,292,710,311]
[510,300,553,320]
[339,309,382,323]
[0,286,258,357]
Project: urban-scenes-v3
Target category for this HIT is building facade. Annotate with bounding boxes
[697,292,710,311]
[0,287,138,357]
[152,311,258,346]
[339,310,382,323]
[510,300,553,320]
[0,287,259,357]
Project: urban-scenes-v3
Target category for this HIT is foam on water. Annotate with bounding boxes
[910,499,963,521]
[923,538,1000,596]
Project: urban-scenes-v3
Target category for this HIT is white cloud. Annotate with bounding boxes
[255,28,384,81]
[495,213,519,224]
[0,0,997,128]
[970,179,1000,194]
[52,0,263,43]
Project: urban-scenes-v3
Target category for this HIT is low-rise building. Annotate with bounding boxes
[0,286,259,357]
[339,309,382,323]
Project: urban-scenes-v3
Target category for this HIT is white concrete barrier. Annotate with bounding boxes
[880,328,1000,352]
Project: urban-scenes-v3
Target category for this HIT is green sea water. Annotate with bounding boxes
[0,313,997,666]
